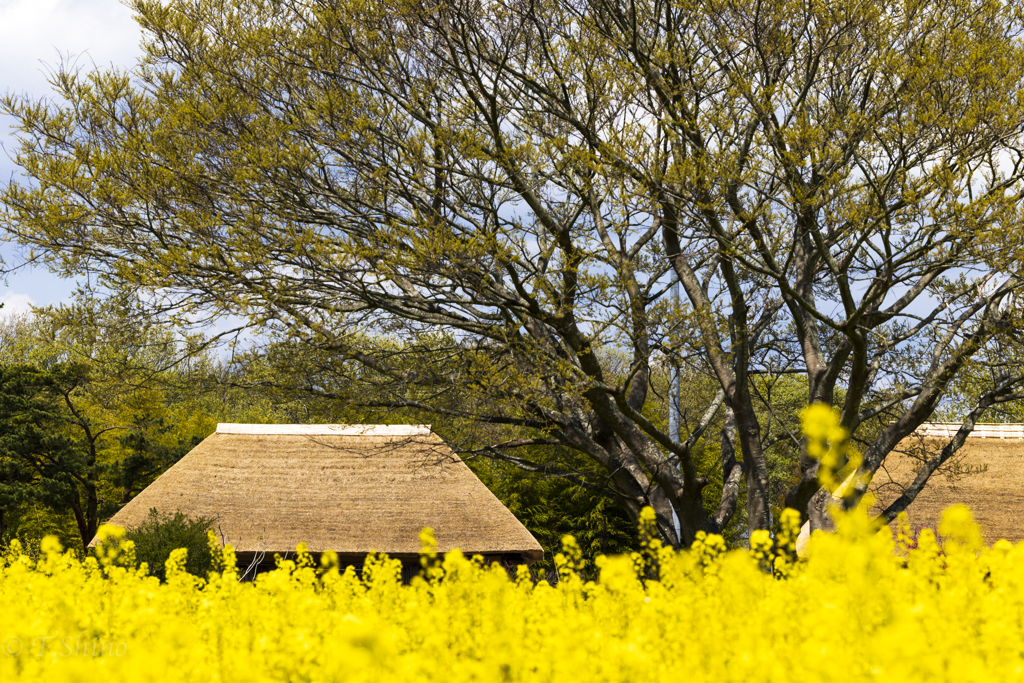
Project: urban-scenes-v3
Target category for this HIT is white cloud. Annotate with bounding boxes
[0,0,142,96]
[0,292,36,317]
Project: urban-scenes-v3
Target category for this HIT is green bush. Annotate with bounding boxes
[124,508,216,582]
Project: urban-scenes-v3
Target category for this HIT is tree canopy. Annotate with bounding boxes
[0,301,217,549]
[5,0,1024,545]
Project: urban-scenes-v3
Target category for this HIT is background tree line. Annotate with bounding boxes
[0,298,645,563]
[0,292,822,560]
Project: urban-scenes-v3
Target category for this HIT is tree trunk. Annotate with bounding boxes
[733,400,771,535]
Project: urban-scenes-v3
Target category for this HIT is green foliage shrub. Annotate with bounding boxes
[124,508,216,582]
[472,459,639,574]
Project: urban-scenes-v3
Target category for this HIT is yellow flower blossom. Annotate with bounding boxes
[0,505,1021,681]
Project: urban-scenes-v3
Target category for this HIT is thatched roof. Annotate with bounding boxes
[871,427,1024,544]
[97,424,543,563]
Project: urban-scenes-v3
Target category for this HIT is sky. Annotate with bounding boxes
[0,0,143,316]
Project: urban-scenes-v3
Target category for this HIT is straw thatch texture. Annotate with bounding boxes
[871,436,1024,543]
[98,426,543,563]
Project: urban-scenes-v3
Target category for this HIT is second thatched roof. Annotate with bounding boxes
[97,424,543,563]
[872,428,1024,544]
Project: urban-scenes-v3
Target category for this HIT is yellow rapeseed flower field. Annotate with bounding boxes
[0,503,1021,683]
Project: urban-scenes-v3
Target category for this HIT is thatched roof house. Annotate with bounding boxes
[97,424,543,573]
[871,423,1024,544]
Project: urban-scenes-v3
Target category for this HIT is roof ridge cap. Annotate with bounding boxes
[915,422,1024,438]
[216,423,432,436]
